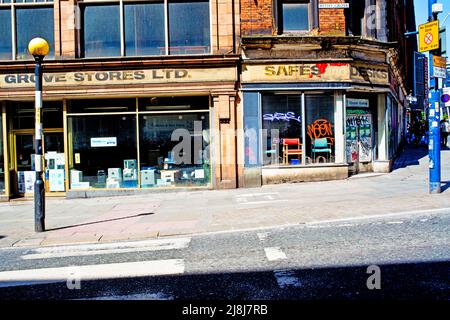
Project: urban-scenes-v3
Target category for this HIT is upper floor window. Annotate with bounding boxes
[0,0,54,60]
[277,0,314,33]
[81,0,211,58]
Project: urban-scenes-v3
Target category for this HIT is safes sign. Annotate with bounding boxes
[0,68,237,88]
[242,63,389,85]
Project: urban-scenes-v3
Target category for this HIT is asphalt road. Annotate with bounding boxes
[0,210,449,300]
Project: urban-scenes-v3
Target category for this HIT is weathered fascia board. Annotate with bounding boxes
[0,55,241,73]
[241,36,398,49]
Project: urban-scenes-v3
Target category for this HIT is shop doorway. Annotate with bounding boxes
[13,130,65,196]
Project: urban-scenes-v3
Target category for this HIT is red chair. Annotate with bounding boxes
[282,138,302,165]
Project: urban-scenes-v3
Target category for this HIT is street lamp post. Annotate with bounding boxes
[28,37,49,232]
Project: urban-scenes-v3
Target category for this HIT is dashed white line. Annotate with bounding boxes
[257,232,270,241]
[386,221,404,225]
[264,247,287,261]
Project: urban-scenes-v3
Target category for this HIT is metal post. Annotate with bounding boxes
[428,0,441,194]
[355,118,361,174]
[429,91,441,193]
[34,56,45,232]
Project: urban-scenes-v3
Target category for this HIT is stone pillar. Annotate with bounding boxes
[212,94,238,189]
[334,92,345,163]
[58,0,77,58]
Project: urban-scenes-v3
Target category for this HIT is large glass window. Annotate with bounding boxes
[281,0,310,32]
[125,2,165,56]
[0,3,54,60]
[82,0,210,57]
[169,0,210,54]
[83,5,121,57]
[139,112,210,188]
[0,9,12,60]
[261,92,336,166]
[305,94,335,163]
[69,114,137,189]
[262,95,302,166]
[67,97,211,190]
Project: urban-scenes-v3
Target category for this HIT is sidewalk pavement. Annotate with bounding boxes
[1,145,449,248]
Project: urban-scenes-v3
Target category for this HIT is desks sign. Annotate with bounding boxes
[419,21,439,53]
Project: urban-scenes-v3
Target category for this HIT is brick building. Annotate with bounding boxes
[0,0,241,200]
[0,0,417,200]
[238,0,417,187]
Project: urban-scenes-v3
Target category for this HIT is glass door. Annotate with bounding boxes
[15,134,35,195]
[44,132,65,192]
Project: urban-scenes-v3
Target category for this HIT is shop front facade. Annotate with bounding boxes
[0,59,240,199]
[0,0,241,200]
[239,60,406,187]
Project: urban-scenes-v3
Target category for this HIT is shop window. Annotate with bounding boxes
[139,112,210,188]
[0,3,54,60]
[125,2,165,56]
[0,8,12,60]
[68,115,138,189]
[81,0,210,57]
[277,0,312,33]
[168,0,210,55]
[67,97,211,190]
[305,94,335,163]
[262,95,303,166]
[83,5,121,58]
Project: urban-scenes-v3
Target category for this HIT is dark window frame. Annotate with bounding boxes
[275,0,318,35]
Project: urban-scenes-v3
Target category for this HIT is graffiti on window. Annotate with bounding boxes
[307,119,334,144]
[263,112,302,123]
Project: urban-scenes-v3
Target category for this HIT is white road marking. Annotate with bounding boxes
[386,221,404,224]
[21,237,191,260]
[257,232,269,241]
[0,259,185,288]
[264,247,287,261]
[273,270,302,289]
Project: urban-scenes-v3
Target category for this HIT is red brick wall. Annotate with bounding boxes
[241,0,274,36]
[319,0,346,35]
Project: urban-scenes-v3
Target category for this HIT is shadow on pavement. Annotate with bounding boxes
[391,145,428,171]
[45,212,155,232]
[1,260,448,300]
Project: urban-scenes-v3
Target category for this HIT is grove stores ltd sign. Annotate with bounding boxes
[0,67,237,89]
[242,63,389,85]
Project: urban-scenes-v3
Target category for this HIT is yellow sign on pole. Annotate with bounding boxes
[419,20,439,52]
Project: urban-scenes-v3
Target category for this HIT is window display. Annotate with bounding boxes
[262,95,302,166]
[67,97,211,190]
[139,112,210,188]
[261,92,336,166]
[68,113,137,189]
[305,94,335,163]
